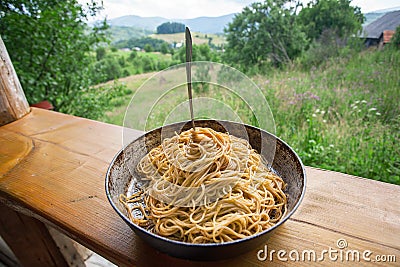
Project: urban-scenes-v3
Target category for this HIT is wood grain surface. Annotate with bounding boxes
[0,108,399,266]
[0,204,69,267]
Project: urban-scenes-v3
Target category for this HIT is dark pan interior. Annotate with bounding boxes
[106,120,306,261]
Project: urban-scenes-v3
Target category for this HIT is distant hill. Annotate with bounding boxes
[107,13,236,34]
[363,6,400,26]
[180,14,235,34]
[364,13,385,26]
[107,26,153,43]
[108,15,167,31]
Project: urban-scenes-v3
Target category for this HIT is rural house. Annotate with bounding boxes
[363,10,400,48]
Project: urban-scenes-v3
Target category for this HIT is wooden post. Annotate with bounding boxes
[0,36,30,126]
[0,204,69,267]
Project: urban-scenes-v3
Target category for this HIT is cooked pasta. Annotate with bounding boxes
[120,127,287,243]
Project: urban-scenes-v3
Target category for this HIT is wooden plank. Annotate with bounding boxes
[0,108,399,266]
[0,204,68,267]
[0,36,30,126]
[0,129,33,177]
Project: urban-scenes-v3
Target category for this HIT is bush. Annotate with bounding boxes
[390,25,400,49]
[60,82,127,120]
[96,47,106,61]
[144,44,153,52]
[90,56,122,84]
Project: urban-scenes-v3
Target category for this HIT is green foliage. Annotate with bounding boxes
[64,82,128,120]
[106,25,153,43]
[96,47,107,61]
[193,64,211,94]
[156,22,185,34]
[115,36,170,52]
[265,49,400,185]
[129,50,138,60]
[298,0,365,42]
[144,44,153,52]
[173,43,221,63]
[390,25,400,49]
[90,55,123,84]
[223,0,307,70]
[160,43,169,54]
[297,29,341,69]
[118,56,126,67]
[0,0,109,119]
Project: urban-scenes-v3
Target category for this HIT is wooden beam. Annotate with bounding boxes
[0,36,30,126]
[0,203,69,267]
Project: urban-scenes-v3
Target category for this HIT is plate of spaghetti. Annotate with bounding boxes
[106,120,306,261]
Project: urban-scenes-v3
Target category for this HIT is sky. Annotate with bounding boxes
[85,0,400,20]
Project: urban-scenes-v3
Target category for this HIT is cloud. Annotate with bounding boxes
[351,0,400,12]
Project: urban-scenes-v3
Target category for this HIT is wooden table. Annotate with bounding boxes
[0,108,399,266]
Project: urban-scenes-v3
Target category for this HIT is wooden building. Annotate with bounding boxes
[363,10,400,47]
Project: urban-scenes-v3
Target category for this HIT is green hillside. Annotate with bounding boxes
[150,32,226,46]
[107,25,154,43]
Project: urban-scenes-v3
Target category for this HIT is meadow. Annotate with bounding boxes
[99,48,400,185]
[149,32,226,46]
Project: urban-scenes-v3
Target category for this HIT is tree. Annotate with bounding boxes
[160,43,169,54]
[173,43,219,63]
[223,0,307,68]
[96,47,107,61]
[298,0,364,42]
[121,37,169,51]
[0,0,109,118]
[144,44,153,52]
[156,22,185,34]
[390,25,400,49]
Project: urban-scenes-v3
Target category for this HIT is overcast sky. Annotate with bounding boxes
[86,0,400,20]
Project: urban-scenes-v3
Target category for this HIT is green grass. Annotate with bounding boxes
[255,49,400,184]
[150,32,226,46]
[99,72,156,125]
[98,49,400,185]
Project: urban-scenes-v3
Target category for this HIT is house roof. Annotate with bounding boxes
[363,10,400,39]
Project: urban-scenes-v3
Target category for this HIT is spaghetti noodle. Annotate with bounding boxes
[120,127,287,243]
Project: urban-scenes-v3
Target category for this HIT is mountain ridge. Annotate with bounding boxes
[107,13,236,34]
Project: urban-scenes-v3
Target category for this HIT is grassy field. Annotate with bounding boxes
[98,49,400,185]
[150,32,226,46]
[100,72,156,125]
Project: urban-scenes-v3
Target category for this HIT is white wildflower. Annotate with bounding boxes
[376,112,381,116]
[368,107,377,112]
[312,114,317,117]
